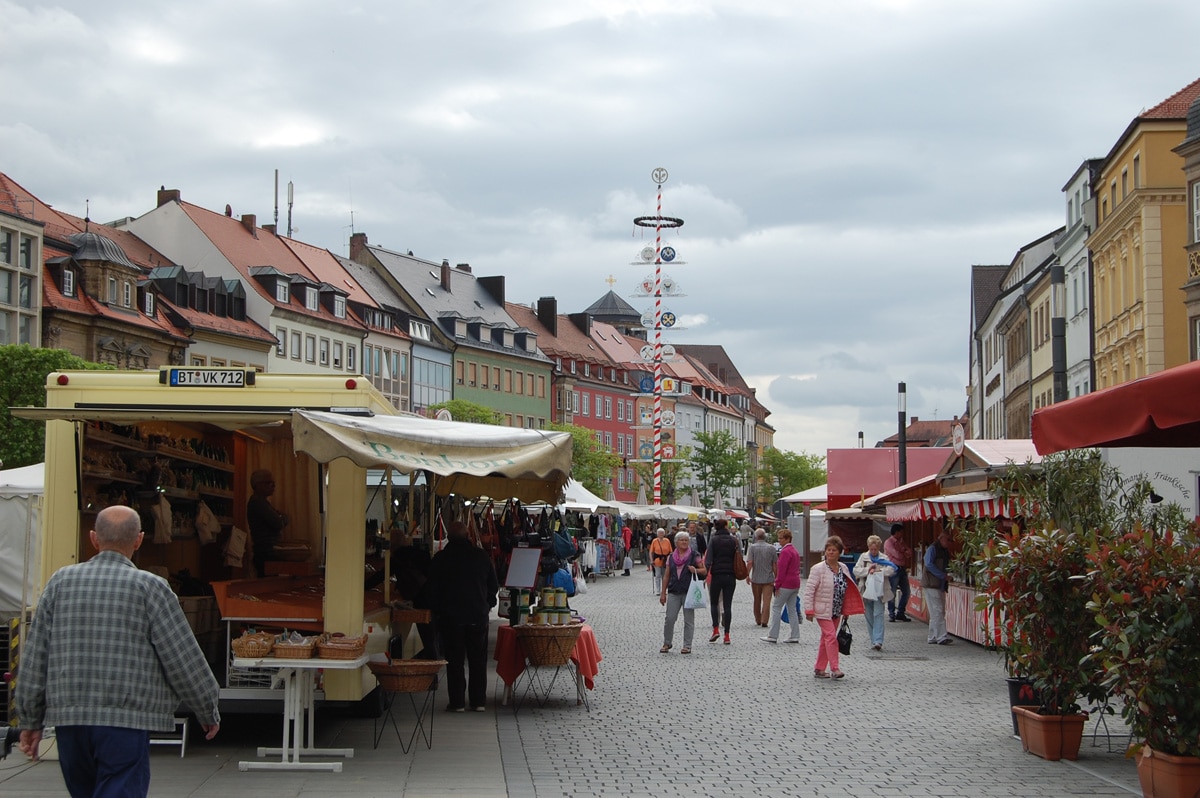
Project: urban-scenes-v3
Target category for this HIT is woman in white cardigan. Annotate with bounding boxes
[853,535,896,651]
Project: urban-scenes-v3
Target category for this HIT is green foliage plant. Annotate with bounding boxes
[1086,522,1200,757]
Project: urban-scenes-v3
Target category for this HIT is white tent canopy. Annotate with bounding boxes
[0,463,43,615]
[781,484,827,504]
[291,410,573,504]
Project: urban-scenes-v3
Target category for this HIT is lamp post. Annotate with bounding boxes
[897,382,907,485]
[1050,262,1067,403]
[857,431,863,449]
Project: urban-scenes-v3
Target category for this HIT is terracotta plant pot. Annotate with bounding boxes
[1011,705,1087,761]
[1135,746,1200,798]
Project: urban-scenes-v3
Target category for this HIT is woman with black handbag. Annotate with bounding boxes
[802,536,864,679]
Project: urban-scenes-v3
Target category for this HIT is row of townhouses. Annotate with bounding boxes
[968,77,1200,438]
[0,176,774,506]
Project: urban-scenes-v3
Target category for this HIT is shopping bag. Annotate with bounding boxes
[837,616,853,655]
[684,576,708,610]
[780,595,803,623]
[623,556,634,571]
[863,571,884,601]
[574,571,588,595]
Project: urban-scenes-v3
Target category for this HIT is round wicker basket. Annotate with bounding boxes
[368,659,446,692]
[514,622,583,666]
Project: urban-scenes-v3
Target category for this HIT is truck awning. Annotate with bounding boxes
[291,410,573,504]
[9,405,294,430]
[885,491,1018,522]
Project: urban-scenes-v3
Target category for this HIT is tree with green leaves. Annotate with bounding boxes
[632,444,692,504]
[546,422,622,497]
[0,346,113,469]
[426,398,503,425]
[758,447,826,501]
[689,430,748,506]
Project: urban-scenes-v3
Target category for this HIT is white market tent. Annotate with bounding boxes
[781,483,827,504]
[0,462,43,615]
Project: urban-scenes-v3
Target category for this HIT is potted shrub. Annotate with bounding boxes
[1087,517,1200,798]
[974,450,1127,760]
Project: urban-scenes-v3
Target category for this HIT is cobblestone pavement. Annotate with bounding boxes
[0,560,1143,797]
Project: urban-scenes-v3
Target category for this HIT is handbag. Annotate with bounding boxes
[733,546,749,580]
[574,570,588,595]
[836,616,853,655]
[863,570,885,601]
[684,573,708,610]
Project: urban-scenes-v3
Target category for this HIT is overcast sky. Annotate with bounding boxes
[5,1,1199,457]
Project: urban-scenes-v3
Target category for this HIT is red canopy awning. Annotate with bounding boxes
[886,492,1018,522]
[1032,360,1200,454]
[725,509,750,520]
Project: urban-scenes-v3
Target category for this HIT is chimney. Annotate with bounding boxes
[262,223,276,235]
[157,188,180,207]
[241,214,257,234]
[537,297,558,336]
[910,417,919,424]
[478,276,505,306]
[349,232,368,263]
[455,263,472,273]
[440,260,451,292]
[568,312,591,337]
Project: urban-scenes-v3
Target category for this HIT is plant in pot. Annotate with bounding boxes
[1086,504,1200,798]
[974,450,1124,760]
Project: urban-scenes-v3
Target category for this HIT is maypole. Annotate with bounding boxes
[633,168,684,505]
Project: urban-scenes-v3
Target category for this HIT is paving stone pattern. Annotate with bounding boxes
[0,562,1142,797]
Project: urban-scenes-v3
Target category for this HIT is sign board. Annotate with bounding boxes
[952,423,965,456]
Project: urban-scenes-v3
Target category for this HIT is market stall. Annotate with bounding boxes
[15,368,572,709]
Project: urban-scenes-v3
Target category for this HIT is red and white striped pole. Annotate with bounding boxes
[652,180,664,505]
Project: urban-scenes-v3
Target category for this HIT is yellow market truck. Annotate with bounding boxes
[17,367,573,711]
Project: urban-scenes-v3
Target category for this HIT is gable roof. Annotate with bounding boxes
[505,301,607,366]
[970,264,1007,332]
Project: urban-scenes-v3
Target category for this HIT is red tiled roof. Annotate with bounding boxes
[1142,77,1200,120]
[505,302,612,367]
[281,236,377,307]
[179,201,363,333]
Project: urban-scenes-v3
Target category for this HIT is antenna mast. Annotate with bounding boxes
[286,181,294,238]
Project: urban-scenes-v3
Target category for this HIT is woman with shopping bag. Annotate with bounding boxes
[802,536,864,679]
[659,531,707,655]
[853,535,896,651]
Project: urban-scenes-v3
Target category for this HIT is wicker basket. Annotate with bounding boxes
[317,633,368,660]
[368,659,446,692]
[272,636,316,659]
[231,631,274,659]
[514,622,583,666]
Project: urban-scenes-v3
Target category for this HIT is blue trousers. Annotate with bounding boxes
[56,725,151,798]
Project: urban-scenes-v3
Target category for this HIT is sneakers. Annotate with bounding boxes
[784,639,800,644]
[709,628,720,642]
[471,706,486,712]
[896,615,912,622]
[872,643,882,651]
[760,636,777,643]
[938,638,954,645]
[723,632,731,645]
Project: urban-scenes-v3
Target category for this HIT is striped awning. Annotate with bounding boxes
[886,491,1017,522]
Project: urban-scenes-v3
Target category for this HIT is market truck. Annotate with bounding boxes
[15,367,573,711]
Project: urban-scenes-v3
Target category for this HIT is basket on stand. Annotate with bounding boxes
[272,635,316,659]
[230,631,274,659]
[316,633,368,660]
[514,622,583,666]
[368,659,446,692]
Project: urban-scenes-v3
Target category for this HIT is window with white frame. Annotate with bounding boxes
[604,432,612,449]
[572,392,580,413]
[276,327,286,357]
[347,345,356,372]
[617,400,624,422]
[604,397,612,419]
[143,291,154,317]
[291,331,301,360]
[1193,182,1200,243]
[333,341,343,368]
[334,295,346,318]
[581,392,590,416]
[276,281,289,303]
[108,277,117,303]
[305,287,318,312]
[595,395,602,417]
[319,338,329,366]
[123,281,132,307]
[62,269,74,297]
[583,363,590,377]
[305,335,316,363]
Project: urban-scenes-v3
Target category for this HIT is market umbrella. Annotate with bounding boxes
[636,483,648,505]
[689,487,702,507]
[1031,360,1200,453]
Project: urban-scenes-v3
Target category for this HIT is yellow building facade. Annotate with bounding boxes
[1089,80,1200,388]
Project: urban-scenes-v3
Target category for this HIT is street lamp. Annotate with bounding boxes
[897,382,907,485]
[1050,262,1067,403]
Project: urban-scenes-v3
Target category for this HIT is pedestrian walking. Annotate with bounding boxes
[705,518,739,644]
[802,535,864,679]
[746,528,777,627]
[16,505,221,797]
[660,531,707,654]
[762,527,802,644]
[884,522,913,621]
[649,527,673,594]
[854,534,896,651]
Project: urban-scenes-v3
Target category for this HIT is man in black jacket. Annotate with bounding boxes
[430,521,499,712]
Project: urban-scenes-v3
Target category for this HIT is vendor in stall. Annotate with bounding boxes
[247,469,289,577]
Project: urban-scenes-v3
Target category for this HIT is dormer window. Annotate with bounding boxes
[569,360,576,374]
[276,281,289,303]
[144,291,155,317]
[305,287,318,311]
[333,295,346,319]
[62,269,75,297]
[410,320,431,341]
[583,363,591,377]
[108,277,117,304]
[123,281,132,308]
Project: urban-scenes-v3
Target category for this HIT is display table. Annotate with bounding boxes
[232,654,368,772]
[494,624,601,709]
